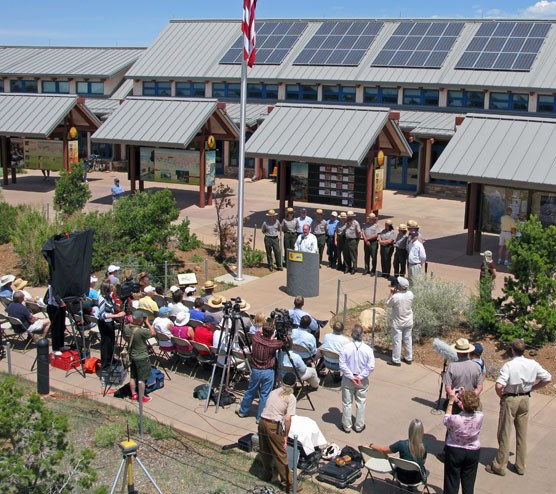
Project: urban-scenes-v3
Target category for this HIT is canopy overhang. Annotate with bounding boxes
[245,103,412,167]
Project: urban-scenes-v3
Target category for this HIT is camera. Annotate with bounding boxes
[387,275,398,288]
[270,308,293,340]
[223,297,242,314]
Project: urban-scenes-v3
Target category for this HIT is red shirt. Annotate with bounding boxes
[251,331,284,369]
[194,325,214,355]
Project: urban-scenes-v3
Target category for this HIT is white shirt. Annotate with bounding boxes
[153,316,174,348]
[294,233,318,253]
[321,333,350,363]
[168,302,189,318]
[296,215,313,233]
[386,289,414,329]
[497,355,551,394]
[289,307,318,332]
[339,340,375,380]
[408,239,427,265]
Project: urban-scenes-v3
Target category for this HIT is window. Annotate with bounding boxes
[285,84,318,101]
[76,81,104,95]
[447,90,485,109]
[402,88,439,106]
[175,82,205,97]
[322,85,357,103]
[363,86,398,105]
[489,92,529,111]
[10,80,38,93]
[212,83,241,98]
[142,81,171,96]
[247,83,278,99]
[0,80,3,93]
[537,94,556,113]
[42,81,70,94]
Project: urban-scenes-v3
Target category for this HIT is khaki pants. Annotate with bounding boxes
[492,395,529,474]
[258,419,292,488]
[341,376,368,431]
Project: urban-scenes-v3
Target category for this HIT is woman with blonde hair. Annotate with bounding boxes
[249,312,266,335]
[369,418,428,483]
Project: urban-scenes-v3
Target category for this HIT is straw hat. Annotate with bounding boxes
[339,212,347,219]
[480,250,493,263]
[266,209,276,216]
[202,280,216,290]
[207,295,227,308]
[0,274,15,286]
[399,223,407,230]
[385,219,393,225]
[407,220,419,228]
[237,299,251,312]
[451,338,475,354]
[367,213,376,219]
[175,311,191,326]
[347,211,355,217]
[287,207,294,214]
[316,209,323,214]
[13,278,28,290]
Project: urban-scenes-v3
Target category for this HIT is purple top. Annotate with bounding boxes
[444,411,483,450]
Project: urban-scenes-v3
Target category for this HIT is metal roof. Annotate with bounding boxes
[127,19,556,91]
[92,97,239,148]
[0,46,144,78]
[224,103,270,127]
[110,79,134,100]
[430,113,556,192]
[245,102,411,166]
[84,98,120,118]
[0,93,79,138]
[399,111,462,139]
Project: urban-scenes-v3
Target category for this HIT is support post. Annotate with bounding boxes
[279,161,287,218]
[1,136,9,186]
[129,145,136,193]
[199,145,206,208]
[366,153,374,217]
[466,183,479,255]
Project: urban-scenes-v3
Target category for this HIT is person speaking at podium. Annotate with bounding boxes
[294,224,318,254]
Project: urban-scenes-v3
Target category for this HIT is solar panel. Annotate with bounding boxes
[293,21,384,66]
[219,21,308,65]
[455,21,551,72]
[371,21,464,68]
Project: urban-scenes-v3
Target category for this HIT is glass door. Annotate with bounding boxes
[386,142,420,191]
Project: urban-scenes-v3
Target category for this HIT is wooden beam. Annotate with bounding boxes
[129,145,136,193]
[466,183,479,255]
[199,145,206,208]
[279,160,286,218]
[1,136,9,186]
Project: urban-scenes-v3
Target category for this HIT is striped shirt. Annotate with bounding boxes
[251,331,284,370]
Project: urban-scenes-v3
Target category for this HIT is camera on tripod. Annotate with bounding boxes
[224,297,242,314]
[387,275,399,288]
[270,308,293,340]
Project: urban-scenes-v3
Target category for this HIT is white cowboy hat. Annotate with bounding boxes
[450,338,475,353]
[175,311,191,326]
[0,274,15,286]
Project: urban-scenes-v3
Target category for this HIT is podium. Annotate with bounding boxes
[286,249,319,297]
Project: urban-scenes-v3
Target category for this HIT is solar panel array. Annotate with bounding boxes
[293,21,383,66]
[455,22,551,71]
[371,22,464,68]
[220,21,308,65]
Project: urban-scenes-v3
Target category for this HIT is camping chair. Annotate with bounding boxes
[26,300,48,318]
[190,340,216,379]
[388,457,431,494]
[358,445,392,489]
[6,315,33,351]
[152,332,174,380]
[319,349,341,385]
[171,336,196,373]
[277,356,315,411]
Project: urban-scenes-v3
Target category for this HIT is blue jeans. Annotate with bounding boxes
[239,368,275,420]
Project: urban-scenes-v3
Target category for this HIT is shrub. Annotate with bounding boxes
[243,245,264,268]
[0,376,98,493]
[213,183,237,262]
[53,162,91,217]
[0,202,22,244]
[468,277,500,335]
[174,218,202,252]
[11,207,57,285]
[407,274,468,341]
[94,422,126,448]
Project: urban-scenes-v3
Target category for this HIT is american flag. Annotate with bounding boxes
[242,0,257,67]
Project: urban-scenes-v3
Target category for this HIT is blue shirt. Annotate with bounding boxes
[291,327,317,359]
[277,350,307,377]
[189,308,206,322]
[289,308,318,332]
[111,184,124,199]
[88,288,99,300]
[327,219,339,236]
[0,287,13,298]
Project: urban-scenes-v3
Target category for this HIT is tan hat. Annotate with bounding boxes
[207,295,227,308]
[13,278,28,290]
[347,211,355,217]
[451,338,475,354]
[286,207,294,213]
[237,299,251,312]
[407,219,419,228]
[339,212,347,219]
[316,208,323,214]
[480,250,493,263]
[266,209,276,216]
[203,280,216,290]
[367,213,376,219]
[399,223,407,230]
[385,219,393,225]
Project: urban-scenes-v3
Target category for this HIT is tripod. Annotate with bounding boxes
[102,315,127,397]
[205,306,251,413]
[110,439,163,494]
[63,297,90,379]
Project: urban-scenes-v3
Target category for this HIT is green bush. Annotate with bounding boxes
[11,207,57,285]
[94,422,126,448]
[408,274,468,341]
[243,245,264,268]
[468,276,500,334]
[174,218,202,252]
[53,162,91,217]
[0,202,22,244]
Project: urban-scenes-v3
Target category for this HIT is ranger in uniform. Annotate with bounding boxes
[344,211,361,275]
[262,209,283,272]
[312,208,327,266]
[281,207,298,266]
[361,213,381,275]
[335,212,348,272]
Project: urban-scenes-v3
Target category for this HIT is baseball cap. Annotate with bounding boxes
[143,285,156,294]
[158,307,172,316]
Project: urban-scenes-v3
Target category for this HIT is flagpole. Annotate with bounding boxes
[235,59,247,281]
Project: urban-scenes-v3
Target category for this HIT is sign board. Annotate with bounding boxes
[288,251,303,263]
[68,140,79,165]
[23,139,64,171]
[373,168,384,211]
[177,273,198,286]
[139,147,200,184]
[206,150,216,187]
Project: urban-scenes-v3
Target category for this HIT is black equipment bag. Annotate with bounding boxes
[316,461,362,489]
[238,433,254,452]
[211,389,237,407]
[339,445,363,467]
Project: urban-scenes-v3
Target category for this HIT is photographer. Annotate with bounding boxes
[386,276,414,367]
[236,324,285,422]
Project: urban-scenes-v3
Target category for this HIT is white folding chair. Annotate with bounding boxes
[358,445,393,489]
[388,457,431,494]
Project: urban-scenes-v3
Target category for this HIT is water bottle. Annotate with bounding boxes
[251,432,259,452]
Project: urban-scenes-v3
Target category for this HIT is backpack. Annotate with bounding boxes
[193,384,212,400]
[340,445,363,467]
[211,389,237,407]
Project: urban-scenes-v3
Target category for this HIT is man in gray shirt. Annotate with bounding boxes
[262,209,282,272]
[312,208,327,266]
[344,211,361,275]
[361,213,381,275]
[281,207,298,266]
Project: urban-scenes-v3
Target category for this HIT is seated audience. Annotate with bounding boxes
[0,274,15,299]
[184,286,197,302]
[13,278,33,301]
[152,306,175,350]
[7,291,51,338]
[138,285,159,314]
[291,315,317,362]
[201,280,216,303]
[194,322,216,355]
[289,295,318,332]
[317,321,350,378]
[278,340,319,389]
[168,289,189,317]
[171,311,194,352]
[189,298,207,322]
[107,264,120,285]
[205,295,226,324]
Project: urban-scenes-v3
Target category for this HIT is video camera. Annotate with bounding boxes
[223,297,243,315]
[270,308,293,340]
[387,275,398,288]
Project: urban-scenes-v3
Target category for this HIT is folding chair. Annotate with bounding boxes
[388,457,431,494]
[292,342,315,365]
[152,294,167,309]
[190,340,215,379]
[188,319,204,328]
[277,356,315,411]
[6,315,33,351]
[152,332,174,380]
[26,300,48,318]
[0,296,11,311]
[171,336,196,373]
[319,348,341,385]
[358,445,392,489]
